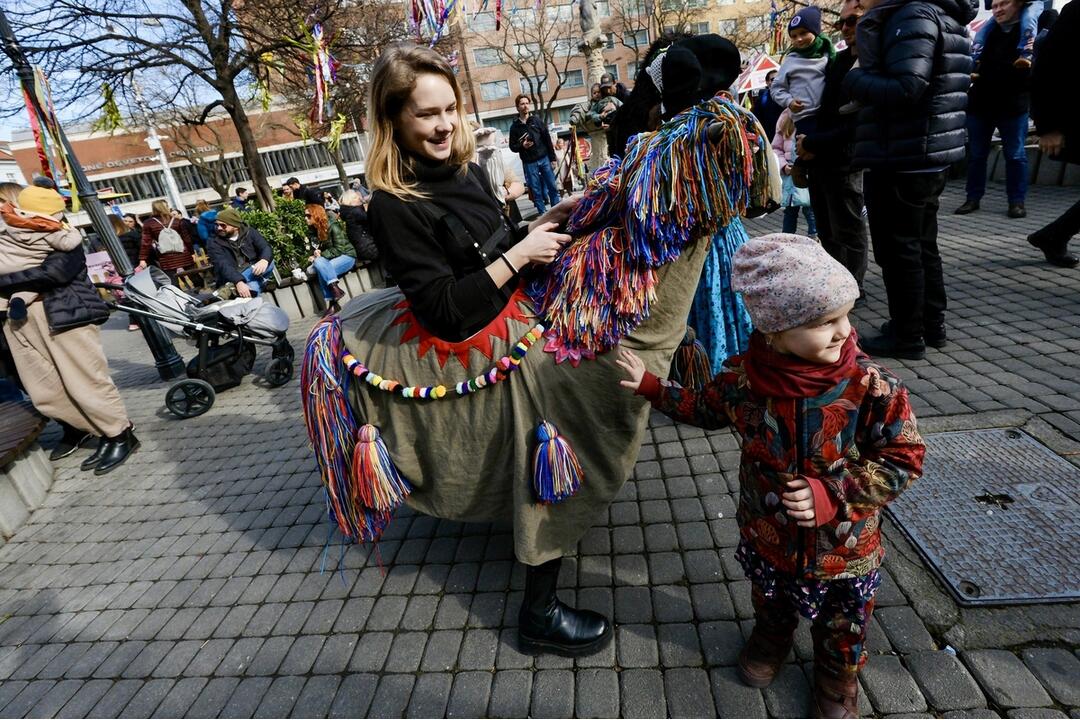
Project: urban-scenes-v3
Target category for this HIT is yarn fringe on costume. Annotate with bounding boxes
[531,94,768,359]
[669,326,713,391]
[532,420,583,504]
[302,316,410,544]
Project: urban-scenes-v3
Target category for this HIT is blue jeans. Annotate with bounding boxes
[312,255,355,300]
[240,261,275,296]
[522,158,561,214]
[973,3,1038,61]
[782,204,818,236]
[965,111,1029,205]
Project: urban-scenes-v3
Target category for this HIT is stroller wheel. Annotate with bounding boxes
[166,379,216,418]
[265,358,294,387]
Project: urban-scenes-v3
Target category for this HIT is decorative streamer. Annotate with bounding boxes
[92,83,124,134]
[532,421,584,504]
[668,326,714,391]
[327,114,348,153]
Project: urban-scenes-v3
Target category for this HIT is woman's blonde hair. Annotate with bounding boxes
[338,190,362,206]
[366,43,475,199]
[151,199,171,218]
[0,182,23,204]
[777,110,796,140]
[109,214,127,235]
[307,203,329,244]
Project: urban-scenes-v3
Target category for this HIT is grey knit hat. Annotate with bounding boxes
[732,233,859,333]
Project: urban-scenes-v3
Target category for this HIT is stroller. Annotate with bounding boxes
[99,268,295,419]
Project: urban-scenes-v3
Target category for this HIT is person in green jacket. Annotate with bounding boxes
[306,202,356,315]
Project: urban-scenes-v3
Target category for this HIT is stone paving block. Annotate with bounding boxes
[273,601,315,635]
[1004,710,1069,718]
[368,674,415,718]
[90,678,143,717]
[332,597,375,634]
[2,678,57,717]
[253,674,305,718]
[613,555,649,586]
[906,650,987,711]
[617,624,659,669]
[665,667,716,717]
[941,711,1004,718]
[118,678,173,718]
[658,622,705,668]
[447,671,492,718]
[531,669,574,718]
[406,672,452,718]
[64,641,118,679]
[434,594,473,630]
[691,583,736,621]
[327,674,377,718]
[384,631,427,673]
[122,640,175,679]
[877,606,937,653]
[293,675,340,718]
[217,637,264,677]
[312,633,357,675]
[653,584,694,623]
[574,668,618,719]
[861,654,929,714]
[278,634,325,676]
[58,678,112,717]
[700,620,743,666]
[1021,648,1080,706]
[710,666,769,718]
[762,663,813,718]
[459,628,499,670]
[620,668,666,719]
[348,632,392,673]
[182,638,233,677]
[151,677,207,718]
[964,650,1054,708]
[614,586,653,624]
[220,676,272,718]
[489,669,533,718]
[93,640,148,679]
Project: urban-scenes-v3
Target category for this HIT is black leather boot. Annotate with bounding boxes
[94,425,140,476]
[518,558,612,657]
[80,437,109,471]
[50,422,93,461]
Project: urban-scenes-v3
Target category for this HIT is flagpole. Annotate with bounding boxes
[0,8,186,381]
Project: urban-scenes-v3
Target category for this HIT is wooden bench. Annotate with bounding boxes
[0,400,54,544]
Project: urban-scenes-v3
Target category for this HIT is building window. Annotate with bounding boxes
[627,60,640,79]
[561,68,585,88]
[508,7,537,26]
[604,64,619,81]
[744,14,768,32]
[628,28,648,47]
[691,21,709,33]
[474,47,501,67]
[597,0,611,15]
[520,75,549,94]
[553,37,582,56]
[515,42,541,59]
[486,116,515,134]
[717,0,736,6]
[472,11,497,30]
[545,3,573,22]
[481,79,512,101]
[718,18,738,34]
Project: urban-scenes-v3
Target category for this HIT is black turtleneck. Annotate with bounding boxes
[368,159,524,341]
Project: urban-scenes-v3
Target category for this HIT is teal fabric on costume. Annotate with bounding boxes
[687,218,754,373]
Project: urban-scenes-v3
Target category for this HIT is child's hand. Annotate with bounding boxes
[616,349,646,391]
[782,477,816,528]
[789,99,806,112]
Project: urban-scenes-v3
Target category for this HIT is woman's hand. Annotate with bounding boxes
[137,261,147,271]
[616,349,646,391]
[782,477,817,528]
[530,195,582,233]
[506,221,571,267]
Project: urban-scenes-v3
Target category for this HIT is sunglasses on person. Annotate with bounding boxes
[834,14,859,29]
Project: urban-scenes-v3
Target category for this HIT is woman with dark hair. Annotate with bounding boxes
[607,34,755,374]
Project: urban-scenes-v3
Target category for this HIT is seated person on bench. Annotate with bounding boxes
[207,207,275,298]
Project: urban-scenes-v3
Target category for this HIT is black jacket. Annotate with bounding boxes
[0,247,109,333]
[1031,0,1079,162]
[969,21,1029,117]
[207,226,273,287]
[508,114,557,164]
[751,91,784,142]
[801,48,859,170]
[119,229,141,267]
[337,204,379,263]
[844,0,976,170]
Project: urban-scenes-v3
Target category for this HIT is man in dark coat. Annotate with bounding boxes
[751,70,783,141]
[954,0,1031,219]
[1027,0,1078,267]
[207,207,275,298]
[798,0,869,296]
[508,94,560,215]
[843,0,976,360]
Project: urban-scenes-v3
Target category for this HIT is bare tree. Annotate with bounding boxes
[490,0,581,123]
[6,0,355,209]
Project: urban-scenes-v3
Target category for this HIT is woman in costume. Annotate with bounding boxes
[363,44,610,655]
[609,34,756,380]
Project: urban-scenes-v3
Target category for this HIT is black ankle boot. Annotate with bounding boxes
[93,425,140,476]
[518,558,612,657]
[80,437,109,471]
[50,422,93,461]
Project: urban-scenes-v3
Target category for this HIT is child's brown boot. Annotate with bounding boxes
[812,662,860,719]
[736,626,794,688]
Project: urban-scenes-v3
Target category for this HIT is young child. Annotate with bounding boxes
[770,7,835,142]
[617,234,924,718]
[0,186,82,321]
[773,110,818,238]
[973,0,1040,69]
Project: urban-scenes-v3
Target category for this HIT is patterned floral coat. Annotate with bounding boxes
[640,352,924,581]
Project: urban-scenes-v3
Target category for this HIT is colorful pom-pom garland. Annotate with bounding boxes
[341,322,547,399]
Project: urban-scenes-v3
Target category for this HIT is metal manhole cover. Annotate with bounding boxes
[887,428,1080,606]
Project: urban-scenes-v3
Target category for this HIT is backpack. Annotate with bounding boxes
[155,218,185,254]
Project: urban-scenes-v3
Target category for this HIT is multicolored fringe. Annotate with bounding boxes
[301,316,410,544]
[532,421,583,504]
[668,326,713,392]
[530,94,767,360]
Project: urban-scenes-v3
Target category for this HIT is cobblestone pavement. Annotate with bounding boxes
[0,180,1078,718]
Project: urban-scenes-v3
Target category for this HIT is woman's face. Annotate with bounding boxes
[396,73,459,163]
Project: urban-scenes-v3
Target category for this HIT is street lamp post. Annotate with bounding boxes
[133,78,188,217]
[0,8,186,381]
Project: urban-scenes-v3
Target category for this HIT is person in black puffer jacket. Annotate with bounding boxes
[843,0,975,361]
[0,192,138,476]
[337,190,379,264]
